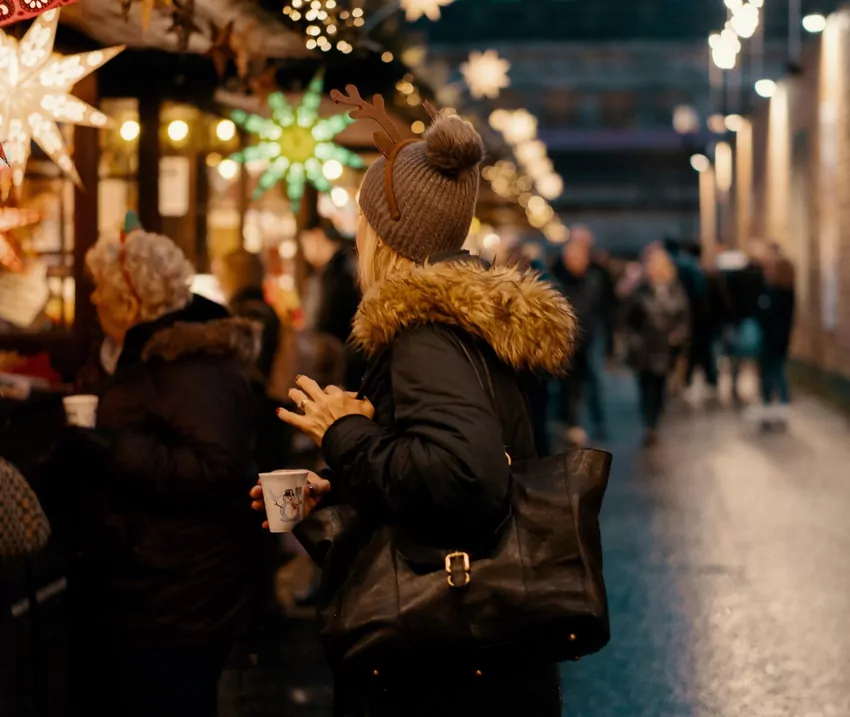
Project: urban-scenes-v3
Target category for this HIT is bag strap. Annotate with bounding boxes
[449,332,512,466]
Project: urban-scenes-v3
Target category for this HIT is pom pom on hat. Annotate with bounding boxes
[424,115,484,176]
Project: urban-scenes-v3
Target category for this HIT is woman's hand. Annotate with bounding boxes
[250,471,332,530]
[277,374,375,446]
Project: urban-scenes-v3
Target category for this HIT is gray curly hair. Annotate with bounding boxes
[86,229,194,323]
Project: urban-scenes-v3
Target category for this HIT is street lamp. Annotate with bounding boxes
[754,79,777,98]
[690,154,711,172]
[803,13,827,33]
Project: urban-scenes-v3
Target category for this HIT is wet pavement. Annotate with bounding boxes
[220,369,850,716]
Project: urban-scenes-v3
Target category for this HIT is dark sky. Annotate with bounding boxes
[424,0,840,43]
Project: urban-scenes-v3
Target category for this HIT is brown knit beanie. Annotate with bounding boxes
[331,86,484,263]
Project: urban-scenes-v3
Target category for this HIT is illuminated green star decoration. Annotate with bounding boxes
[230,73,364,208]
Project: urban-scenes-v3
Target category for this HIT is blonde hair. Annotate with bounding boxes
[86,229,194,323]
[357,221,416,292]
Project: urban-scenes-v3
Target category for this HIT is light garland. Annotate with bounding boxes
[489,110,562,201]
[229,72,364,209]
[0,9,124,195]
[709,0,763,70]
[283,0,362,54]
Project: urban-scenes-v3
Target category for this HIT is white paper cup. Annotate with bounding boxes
[260,470,309,533]
[63,395,99,428]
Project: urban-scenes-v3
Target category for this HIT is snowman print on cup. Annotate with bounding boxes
[271,487,303,525]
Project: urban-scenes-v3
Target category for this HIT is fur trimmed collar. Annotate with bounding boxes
[142,317,261,366]
[352,260,577,375]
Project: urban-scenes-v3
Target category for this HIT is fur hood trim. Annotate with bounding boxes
[142,317,261,366]
[352,261,577,374]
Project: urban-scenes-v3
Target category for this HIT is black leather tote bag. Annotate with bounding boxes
[295,344,612,673]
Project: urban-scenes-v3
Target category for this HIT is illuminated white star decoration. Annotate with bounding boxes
[230,72,364,209]
[0,10,124,196]
[461,49,510,100]
[400,0,454,22]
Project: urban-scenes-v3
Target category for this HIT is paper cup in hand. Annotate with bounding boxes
[260,470,309,533]
[63,395,99,428]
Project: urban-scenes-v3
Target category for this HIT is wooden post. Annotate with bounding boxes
[72,73,100,368]
[736,118,753,248]
[137,93,162,234]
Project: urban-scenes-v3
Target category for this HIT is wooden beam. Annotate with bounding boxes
[71,72,100,372]
[138,93,162,234]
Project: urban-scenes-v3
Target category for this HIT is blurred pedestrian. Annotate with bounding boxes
[258,103,572,716]
[216,248,281,383]
[552,235,608,445]
[301,219,364,391]
[751,255,795,430]
[623,249,690,446]
[216,247,293,473]
[56,214,263,717]
[720,239,768,404]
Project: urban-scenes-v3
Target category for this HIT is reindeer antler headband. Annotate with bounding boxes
[331,84,440,221]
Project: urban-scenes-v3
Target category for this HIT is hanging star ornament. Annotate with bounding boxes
[230,72,364,210]
[399,0,454,22]
[461,49,510,99]
[0,9,124,198]
[167,0,200,51]
[205,20,236,80]
[120,0,174,32]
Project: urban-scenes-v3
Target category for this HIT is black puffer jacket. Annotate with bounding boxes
[65,296,264,647]
[306,254,576,713]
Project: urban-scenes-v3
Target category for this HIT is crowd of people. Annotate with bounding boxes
[536,230,797,447]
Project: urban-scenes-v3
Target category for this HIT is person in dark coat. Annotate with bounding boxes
[56,217,263,717]
[255,106,575,716]
[720,242,768,403]
[753,256,795,428]
[551,236,607,446]
[301,220,364,391]
[216,248,292,473]
[624,248,690,445]
[217,248,281,382]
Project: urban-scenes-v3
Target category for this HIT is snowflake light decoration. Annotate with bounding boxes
[230,72,364,209]
[461,49,510,100]
[399,0,454,22]
[0,9,124,195]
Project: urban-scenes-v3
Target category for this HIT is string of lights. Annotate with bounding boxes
[709,0,764,70]
[282,0,364,54]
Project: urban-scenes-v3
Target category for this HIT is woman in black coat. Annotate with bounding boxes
[623,248,690,445]
[255,101,576,715]
[58,217,263,717]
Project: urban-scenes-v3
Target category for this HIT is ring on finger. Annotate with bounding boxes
[299,398,310,411]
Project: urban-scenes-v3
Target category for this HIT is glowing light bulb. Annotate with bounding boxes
[216,119,236,142]
[120,120,140,142]
[724,114,744,133]
[168,119,189,142]
[690,154,710,172]
[218,158,239,180]
[330,186,350,207]
[322,159,343,180]
[411,120,425,134]
[755,79,777,98]
[803,14,827,33]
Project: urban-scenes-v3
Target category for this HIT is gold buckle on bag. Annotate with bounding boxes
[445,551,471,588]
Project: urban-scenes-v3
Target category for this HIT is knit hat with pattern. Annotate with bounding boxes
[331,86,484,264]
